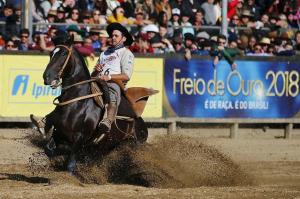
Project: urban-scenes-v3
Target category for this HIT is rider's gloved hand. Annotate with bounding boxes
[94,63,105,71]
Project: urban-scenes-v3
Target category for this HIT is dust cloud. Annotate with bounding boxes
[75,135,253,188]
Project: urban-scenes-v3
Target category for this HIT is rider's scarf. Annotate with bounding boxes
[105,44,125,55]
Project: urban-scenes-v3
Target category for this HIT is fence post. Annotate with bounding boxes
[167,121,176,134]
[230,123,238,139]
[284,123,293,139]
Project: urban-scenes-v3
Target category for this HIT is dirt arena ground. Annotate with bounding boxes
[0,127,300,199]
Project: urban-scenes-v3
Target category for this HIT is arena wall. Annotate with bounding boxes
[0,53,163,118]
[1,53,300,138]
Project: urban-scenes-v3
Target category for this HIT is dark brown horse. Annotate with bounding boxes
[40,34,152,172]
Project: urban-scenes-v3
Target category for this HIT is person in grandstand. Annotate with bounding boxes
[210,34,237,71]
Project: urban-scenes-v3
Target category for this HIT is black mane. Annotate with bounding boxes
[72,46,91,79]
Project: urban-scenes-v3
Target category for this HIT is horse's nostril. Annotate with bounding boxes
[45,74,50,80]
[43,74,50,84]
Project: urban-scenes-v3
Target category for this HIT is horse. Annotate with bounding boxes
[40,35,157,172]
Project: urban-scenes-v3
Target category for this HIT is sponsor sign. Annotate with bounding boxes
[164,59,300,118]
[0,55,163,118]
[127,58,163,117]
[1,55,58,116]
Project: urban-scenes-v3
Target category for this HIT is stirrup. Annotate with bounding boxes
[30,114,46,139]
[97,118,112,133]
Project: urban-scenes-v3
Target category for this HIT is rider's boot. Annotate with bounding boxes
[97,102,117,133]
[30,114,47,139]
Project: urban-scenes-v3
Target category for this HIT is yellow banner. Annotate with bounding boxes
[1,55,58,117]
[87,57,163,118]
[0,55,3,115]
[0,55,163,118]
[127,58,163,117]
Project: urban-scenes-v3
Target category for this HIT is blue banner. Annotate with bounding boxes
[164,59,300,118]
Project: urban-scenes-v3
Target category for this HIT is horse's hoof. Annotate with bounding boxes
[44,138,57,157]
[67,159,76,173]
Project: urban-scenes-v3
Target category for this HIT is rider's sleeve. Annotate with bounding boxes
[120,49,134,80]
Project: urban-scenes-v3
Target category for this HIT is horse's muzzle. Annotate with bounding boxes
[43,73,61,88]
[50,79,61,89]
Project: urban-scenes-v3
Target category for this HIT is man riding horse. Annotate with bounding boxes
[92,22,134,134]
[30,23,134,137]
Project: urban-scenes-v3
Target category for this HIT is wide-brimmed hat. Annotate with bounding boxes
[196,31,210,40]
[57,6,65,13]
[90,28,102,34]
[73,34,83,42]
[99,30,109,38]
[47,10,57,17]
[142,24,159,33]
[67,25,81,33]
[259,37,271,45]
[241,10,253,17]
[107,22,133,46]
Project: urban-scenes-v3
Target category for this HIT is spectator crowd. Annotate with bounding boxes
[0,0,300,58]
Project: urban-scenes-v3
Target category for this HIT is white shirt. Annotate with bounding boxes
[99,46,134,80]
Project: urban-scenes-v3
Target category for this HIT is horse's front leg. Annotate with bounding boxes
[67,132,84,173]
[30,111,55,139]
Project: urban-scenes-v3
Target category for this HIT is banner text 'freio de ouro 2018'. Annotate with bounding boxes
[164,59,300,118]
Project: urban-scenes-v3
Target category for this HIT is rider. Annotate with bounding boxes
[92,22,134,133]
[30,23,134,137]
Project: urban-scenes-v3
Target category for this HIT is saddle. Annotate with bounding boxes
[91,79,158,117]
[124,87,159,117]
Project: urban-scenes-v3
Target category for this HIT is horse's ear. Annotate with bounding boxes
[67,34,74,46]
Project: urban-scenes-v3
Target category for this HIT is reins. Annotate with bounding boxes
[62,78,98,91]
[52,45,102,106]
[53,92,101,106]
[56,45,73,78]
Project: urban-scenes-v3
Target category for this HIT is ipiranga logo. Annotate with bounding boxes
[11,74,61,99]
[12,75,29,95]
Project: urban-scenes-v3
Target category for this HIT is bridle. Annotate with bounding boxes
[55,44,73,78]
[50,44,103,106]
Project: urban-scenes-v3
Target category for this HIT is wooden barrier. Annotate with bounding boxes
[144,117,300,139]
[0,117,299,139]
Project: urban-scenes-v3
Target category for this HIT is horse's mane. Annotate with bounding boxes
[72,46,92,79]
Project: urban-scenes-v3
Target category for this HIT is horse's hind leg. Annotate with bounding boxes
[67,133,84,173]
[134,117,148,144]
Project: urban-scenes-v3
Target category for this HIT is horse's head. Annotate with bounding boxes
[43,33,74,88]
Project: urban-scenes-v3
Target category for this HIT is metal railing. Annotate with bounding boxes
[31,22,271,32]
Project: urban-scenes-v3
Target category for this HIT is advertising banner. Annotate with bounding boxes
[127,58,163,118]
[0,55,163,118]
[1,55,58,117]
[164,59,300,118]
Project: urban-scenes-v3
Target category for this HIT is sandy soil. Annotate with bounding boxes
[0,127,300,199]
